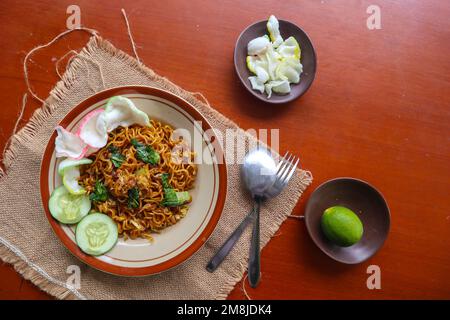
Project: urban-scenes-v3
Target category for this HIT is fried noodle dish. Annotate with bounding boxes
[79,120,197,241]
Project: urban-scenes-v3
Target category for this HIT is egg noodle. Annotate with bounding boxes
[79,120,197,241]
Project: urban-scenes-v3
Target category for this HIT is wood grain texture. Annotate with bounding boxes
[0,0,449,299]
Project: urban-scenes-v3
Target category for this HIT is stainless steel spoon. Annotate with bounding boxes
[241,148,277,288]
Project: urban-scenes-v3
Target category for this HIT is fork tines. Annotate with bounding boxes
[276,151,300,185]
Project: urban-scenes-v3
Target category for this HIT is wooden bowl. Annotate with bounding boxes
[234,19,317,104]
[304,178,390,264]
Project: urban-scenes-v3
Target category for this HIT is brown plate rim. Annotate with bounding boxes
[39,85,228,276]
[234,19,317,104]
[304,177,390,264]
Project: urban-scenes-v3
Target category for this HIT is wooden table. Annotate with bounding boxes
[0,0,449,300]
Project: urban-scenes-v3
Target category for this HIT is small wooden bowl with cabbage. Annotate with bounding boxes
[234,15,317,104]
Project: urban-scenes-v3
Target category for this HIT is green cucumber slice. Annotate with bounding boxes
[75,213,118,256]
[58,158,92,176]
[48,185,91,224]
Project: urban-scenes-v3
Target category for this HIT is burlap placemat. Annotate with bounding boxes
[0,35,312,300]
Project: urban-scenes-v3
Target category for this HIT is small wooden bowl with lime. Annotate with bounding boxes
[304,178,390,264]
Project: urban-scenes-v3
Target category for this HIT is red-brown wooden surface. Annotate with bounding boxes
[0,0,449,300]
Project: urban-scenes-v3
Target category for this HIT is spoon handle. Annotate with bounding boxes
[206,207,256,272]
[248,197,261,288]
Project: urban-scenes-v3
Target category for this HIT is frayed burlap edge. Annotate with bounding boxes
[0,34,312,300]
[0,240,82,299]
[0,35,103,300]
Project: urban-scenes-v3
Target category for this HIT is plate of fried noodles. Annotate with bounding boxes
[40,86,227,276]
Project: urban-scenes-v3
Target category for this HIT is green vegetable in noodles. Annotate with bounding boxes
[130,138,160,165]
[160,173,191,207]
[89,180,108,202]
[127,187,140,209]
[108,145,125,168]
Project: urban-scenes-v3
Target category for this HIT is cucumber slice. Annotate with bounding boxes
[75,213,118,256]
[58,158,92,176]
[48,185,91,224]
[62,166,86,195]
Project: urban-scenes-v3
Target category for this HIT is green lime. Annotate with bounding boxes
[321,206,363,247]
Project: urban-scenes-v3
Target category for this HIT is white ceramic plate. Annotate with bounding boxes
[40,86,227,276]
